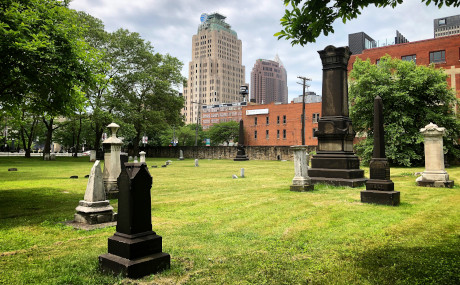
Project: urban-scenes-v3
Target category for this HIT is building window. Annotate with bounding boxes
[266,116,269,125]
[376,59,380,65]
[277,130,280,139]
[254,130,257,139]
[438,18,446,26]
[401,54,416,63]
[283,129,286,139]
[266,130,269,139]
[254,117,257,125]
[430,50,446,63]
[313,128,318,138]
[277,116,280,124]
[312,113,320,123]
[283,115,286,124]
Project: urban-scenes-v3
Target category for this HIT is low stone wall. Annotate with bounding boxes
[143,146,317,161]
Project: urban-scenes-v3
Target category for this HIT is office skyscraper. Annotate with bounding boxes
[250,55,288,104]
[182,13,246,124]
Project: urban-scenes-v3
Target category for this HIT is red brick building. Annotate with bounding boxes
[201,102,245,130]
[242,101,321,146]
[347,34,460,102]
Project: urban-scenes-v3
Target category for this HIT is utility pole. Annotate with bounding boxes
[297,76,311,145]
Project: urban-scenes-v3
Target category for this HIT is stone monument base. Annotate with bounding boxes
[310,176,367,187]
[99,231,170,279]
[75,200,116,225]
[290,185,314,192]
[360,190,400,206]
[366,179,394,191]
[234,155,249,161]
[417,180,454,188]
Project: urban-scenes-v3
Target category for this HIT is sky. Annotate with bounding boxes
[69,0,460,102]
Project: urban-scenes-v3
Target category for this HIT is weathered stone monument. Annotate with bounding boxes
[240,168,245,178]
[416,123,454,188]
[290,146,314,192]
[234,119,249,161]
[361,96,399,206]
[90,150,96,162]
[103,123,123,199]
[139,151,146,163]
[134,156,138,163]
[99,163,170,278]
[75,161,116,224]
[195,159,199,167]
[179,149,184,160]
[309,45,366,187]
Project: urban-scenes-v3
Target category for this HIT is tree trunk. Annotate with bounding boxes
[74,113,82,157]
[43,117,54,159]
[133,130,141,157]
[94,122,103,151]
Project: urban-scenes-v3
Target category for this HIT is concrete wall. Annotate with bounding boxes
[143,146,317,161]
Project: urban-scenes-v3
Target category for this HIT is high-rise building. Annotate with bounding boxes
[182,13,246,125]
[348,32,376,55]
[434,14,460,38]
[250,55,288,104]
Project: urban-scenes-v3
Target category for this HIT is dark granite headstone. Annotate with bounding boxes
[308,45,366,187]
[361,96,399,206]
[234,119,249,161]
[120,153,128,172]
[99,163,170,278]
[70,176,78,179]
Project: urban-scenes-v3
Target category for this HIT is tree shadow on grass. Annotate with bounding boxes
[354,239,460,285]
[0,188,81,230]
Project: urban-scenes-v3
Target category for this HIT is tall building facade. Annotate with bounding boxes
[182,13,246,125]
[434,14,460,38]
[250,55,288,104]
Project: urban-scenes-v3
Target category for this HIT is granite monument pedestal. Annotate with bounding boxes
[309,46,366,187]
[99,163,170,278]
[360,96,399,206]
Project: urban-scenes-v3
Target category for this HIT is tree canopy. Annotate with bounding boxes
[207,121,239,146]
[349,55,460,166]
[276,0,460,46]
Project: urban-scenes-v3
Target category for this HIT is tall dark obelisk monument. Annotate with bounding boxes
[361,96,400,206]
[234,119,249,161]
[309,45,366,187]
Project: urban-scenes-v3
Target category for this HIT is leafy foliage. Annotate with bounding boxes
[207,121,239,145]
[276,0,460,46]
[349,56,460,166]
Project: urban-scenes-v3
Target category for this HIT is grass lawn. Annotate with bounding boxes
[0,156,459,284]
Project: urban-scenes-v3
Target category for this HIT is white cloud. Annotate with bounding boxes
[70,0,460,101]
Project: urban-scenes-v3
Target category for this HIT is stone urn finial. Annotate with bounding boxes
[107,123,120,138]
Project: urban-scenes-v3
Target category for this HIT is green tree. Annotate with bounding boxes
[0,0,102,158]
[110,29,185,155]
[206,121,239,146]
[276,0,460,46]
[349,56,460,166]
[76,11,114,153]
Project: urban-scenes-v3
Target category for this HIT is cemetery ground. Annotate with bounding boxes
[0,157,459,285]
